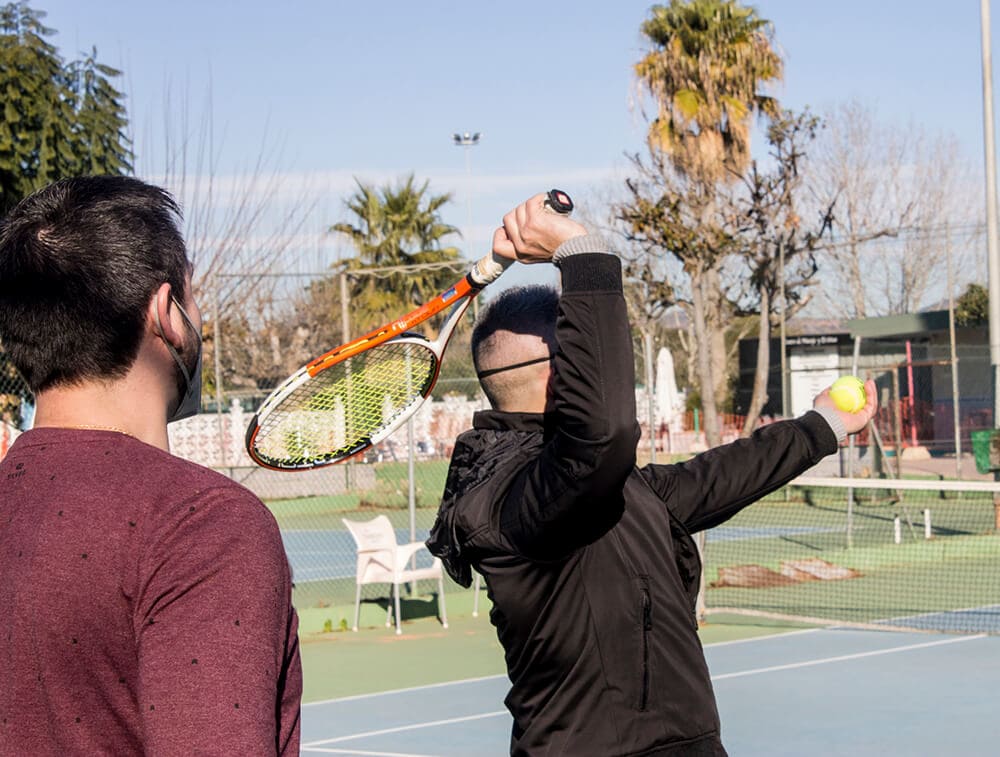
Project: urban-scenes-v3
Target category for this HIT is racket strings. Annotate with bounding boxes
[253,341,437,467]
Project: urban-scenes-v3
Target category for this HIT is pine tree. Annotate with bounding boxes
[0,2,131,214]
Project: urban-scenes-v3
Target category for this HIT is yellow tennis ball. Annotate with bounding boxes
[829,376,866,414]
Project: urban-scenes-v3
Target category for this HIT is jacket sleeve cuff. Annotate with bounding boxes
[809,406,848,443]
[552,232,614,261]
[556,251,622,294]
[798,409,842,457]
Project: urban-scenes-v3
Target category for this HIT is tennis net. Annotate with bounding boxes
[701,476,1000,635]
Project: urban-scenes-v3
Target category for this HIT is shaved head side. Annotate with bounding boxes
[472,286,559,411]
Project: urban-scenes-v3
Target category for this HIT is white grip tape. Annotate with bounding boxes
[470,252,511,286]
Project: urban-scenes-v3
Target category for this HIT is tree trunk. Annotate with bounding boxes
[705,268,728,442]
[742,288,771,437]
[691,270,722,446]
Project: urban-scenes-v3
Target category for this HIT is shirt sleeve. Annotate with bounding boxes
[133,484,301,756]
[638,411,839,533]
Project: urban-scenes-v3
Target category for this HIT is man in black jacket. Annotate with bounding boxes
[427,194,876,756]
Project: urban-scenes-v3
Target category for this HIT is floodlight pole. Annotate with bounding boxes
[452,131,481,240]
[453,131,482,315]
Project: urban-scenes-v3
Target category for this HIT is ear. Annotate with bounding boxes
[150,282,185,350]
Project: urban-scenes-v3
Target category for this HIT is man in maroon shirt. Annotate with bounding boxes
[0,176,301,755]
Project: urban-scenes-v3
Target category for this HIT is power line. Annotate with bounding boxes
[214,259,470,280]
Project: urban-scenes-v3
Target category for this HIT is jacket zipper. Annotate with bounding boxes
[635,470,704,628]
[604,498,656,712]
[639,585,652,711]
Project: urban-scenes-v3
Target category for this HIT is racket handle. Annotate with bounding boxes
[544,189,574,214]
[470,250,514,286]
[469,189,575,287]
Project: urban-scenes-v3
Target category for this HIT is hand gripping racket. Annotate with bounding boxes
[245,189,574,470]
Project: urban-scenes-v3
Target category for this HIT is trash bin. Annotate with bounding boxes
[970,429,1000,474]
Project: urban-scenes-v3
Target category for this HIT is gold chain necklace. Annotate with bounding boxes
[62,424,134,438]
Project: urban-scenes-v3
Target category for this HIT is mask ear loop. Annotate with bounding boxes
[153,295,194,390]
[476,354,554,379]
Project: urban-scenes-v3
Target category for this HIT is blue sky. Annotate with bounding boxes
[34,0,1000,278]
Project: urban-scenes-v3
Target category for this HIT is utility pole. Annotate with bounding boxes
[981,0,1000,426]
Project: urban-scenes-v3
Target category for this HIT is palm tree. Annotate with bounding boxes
[329,175,463,337]
[628,0,784,446]
[636,0,782,183]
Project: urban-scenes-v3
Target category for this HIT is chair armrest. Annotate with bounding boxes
[395,541,430,565]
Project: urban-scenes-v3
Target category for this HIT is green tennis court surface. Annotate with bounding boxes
[701,477,1000,634]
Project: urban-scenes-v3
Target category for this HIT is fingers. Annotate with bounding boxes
[501,204,527,257]
[814,377,880,436]
[499,193,587,263]
[841,379,878,435]
[492,226,516,261]
[862,379,878,421]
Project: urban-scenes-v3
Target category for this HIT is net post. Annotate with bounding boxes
[994,476,1000,532]
[893,516,902,545]
[924,508,932,540]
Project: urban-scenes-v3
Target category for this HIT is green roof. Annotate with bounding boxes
[845,310,951,339]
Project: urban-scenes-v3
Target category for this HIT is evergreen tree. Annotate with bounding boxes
[0,2,130,214]
[956,283,988,327]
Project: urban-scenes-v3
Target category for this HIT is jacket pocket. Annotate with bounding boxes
[668,514,702,617]
[635,575,653,711]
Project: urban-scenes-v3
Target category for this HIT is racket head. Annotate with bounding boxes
[245,336,441,470]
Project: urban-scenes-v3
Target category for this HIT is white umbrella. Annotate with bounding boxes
[655,347,682,433]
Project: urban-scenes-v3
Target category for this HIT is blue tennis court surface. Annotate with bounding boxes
[707,524,841,542]
[874,604,1000,634]
[300,629,1000,756]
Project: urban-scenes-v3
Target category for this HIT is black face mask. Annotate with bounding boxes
[154,296,203,423]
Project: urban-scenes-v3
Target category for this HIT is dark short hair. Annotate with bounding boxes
[0,175,189,392]
[471,285,559,371]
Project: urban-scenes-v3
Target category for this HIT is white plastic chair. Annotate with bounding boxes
[342,515,448,635]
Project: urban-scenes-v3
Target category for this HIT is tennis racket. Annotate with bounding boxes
[245,189,574,471]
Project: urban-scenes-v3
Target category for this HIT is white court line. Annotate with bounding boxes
[711,633,988,680]
[301,630,820,708]
[702,628,820,648]
[303,674,507,707]
[302,748,437,756]
[873,603,1000,624]
[302,710,508,748]
[302,632,992,750]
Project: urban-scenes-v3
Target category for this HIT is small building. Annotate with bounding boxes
[736,311,991,453]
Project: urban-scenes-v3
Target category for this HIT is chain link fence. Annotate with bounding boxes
[185,376,489,625]
[0,349,30,458]
[3,323,995,630]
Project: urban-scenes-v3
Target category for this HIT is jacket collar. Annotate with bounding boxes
[473,410,545,433]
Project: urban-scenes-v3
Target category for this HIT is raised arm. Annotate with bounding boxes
[491,196,640,558]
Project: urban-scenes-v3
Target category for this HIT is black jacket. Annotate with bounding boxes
[428,251,838,756]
